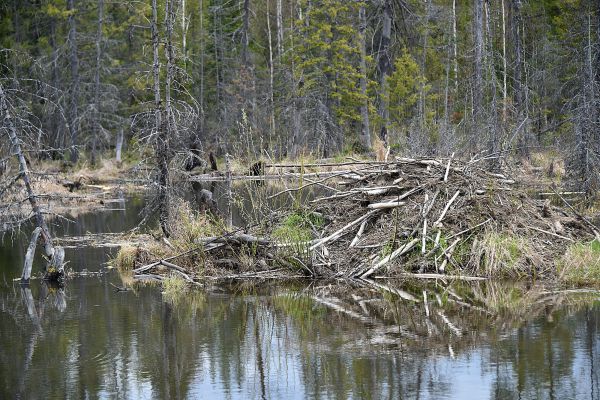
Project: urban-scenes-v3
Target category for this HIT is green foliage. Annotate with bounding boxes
[272,210,323,244]
[295,0,372,130]
[386,51,427,126]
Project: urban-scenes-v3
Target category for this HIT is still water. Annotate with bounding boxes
[1,195,600,399]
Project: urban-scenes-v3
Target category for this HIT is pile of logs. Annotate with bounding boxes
[132,156,597,283]
[298,156,597,278]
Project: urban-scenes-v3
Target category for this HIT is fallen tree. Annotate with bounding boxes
[0,83,65,283]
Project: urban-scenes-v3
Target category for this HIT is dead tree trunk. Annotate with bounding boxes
[358,4,371,150]
[512,0,529,156]
[152,0,171,237]
[0,84,64,282]
[67,0,80,163]
[276,0,284,59]
[91,0,104,166]
[378,0,392,145]
[473,0,484,149]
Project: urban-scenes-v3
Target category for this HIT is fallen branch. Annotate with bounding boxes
[360,238,419,278]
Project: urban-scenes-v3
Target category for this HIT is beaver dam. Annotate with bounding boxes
[116,157,600,286]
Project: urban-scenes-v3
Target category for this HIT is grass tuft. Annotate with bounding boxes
[558,240,600,285]
[474,232,542,278]
[113,245,138,271]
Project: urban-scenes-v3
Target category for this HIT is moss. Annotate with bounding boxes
[558,240,600,285]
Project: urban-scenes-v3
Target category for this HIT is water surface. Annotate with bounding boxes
[1,197,599,399]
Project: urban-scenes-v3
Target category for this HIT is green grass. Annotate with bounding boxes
[558,240,600,285]
[272,211,324,244]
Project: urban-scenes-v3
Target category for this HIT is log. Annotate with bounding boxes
[433,190,460,227]
[367,201,406,209]
[310,210,379,251]
[360,238,419,278]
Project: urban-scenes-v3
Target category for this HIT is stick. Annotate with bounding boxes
[447,218,492,240]
[439,237,460,273]
[360,238,419,278]
[350,217,369,248]
[367,201,406,209]
[310,210,378,250]
[422,219,427,255]
[434,190,460,227]
[528,226,575,242]
[444,152,454,182]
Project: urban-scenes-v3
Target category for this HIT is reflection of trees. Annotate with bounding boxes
[1,279,599,399]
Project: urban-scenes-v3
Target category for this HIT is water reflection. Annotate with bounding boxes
[0,277,599,399]
[1,196,600,399]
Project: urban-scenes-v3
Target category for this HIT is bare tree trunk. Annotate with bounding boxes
[266,0,276,147]
[473,0,484,147]
[152,0,171,237]
[378,0,392,145]
[452,0,458,93]
[484,0,499,160]
[91,0,104,166]
[242,0,251,67]
[198,0,205,135]
[512,0,528,156]
[49,16,64,155]
[501,0,508,123]
[67,0,80,163]
[419,0,431,129]
[115,127,124,163]
[276,0,284,59]
[182,0,188,67]
[358,4,371,150]
[0,84,63,281]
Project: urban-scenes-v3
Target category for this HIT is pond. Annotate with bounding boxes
[1,195,599,399]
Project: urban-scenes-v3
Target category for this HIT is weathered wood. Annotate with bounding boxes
[22,227,43,282]
[433,190,460,227]
[367,200,406,210]
[360,238,419,278]
[310,210,379,251]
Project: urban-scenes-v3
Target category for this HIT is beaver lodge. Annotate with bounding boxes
[119,157,600,285]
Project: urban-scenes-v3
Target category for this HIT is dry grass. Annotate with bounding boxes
[558,240,600,285]
[162,275,188,303]
[472,231,544,278]
[112,245,139,271]
[529,151,565,180]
